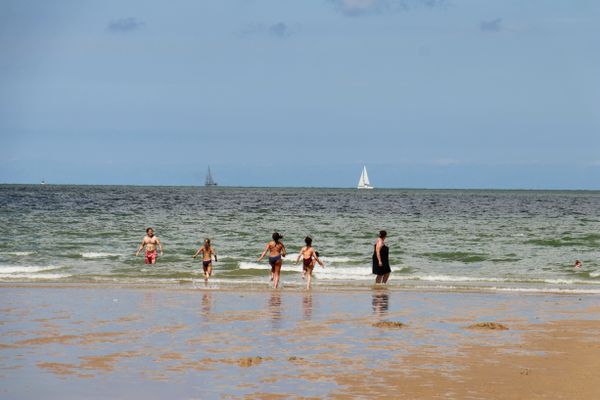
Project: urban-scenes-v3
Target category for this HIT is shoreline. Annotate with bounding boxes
[2,280,600,295]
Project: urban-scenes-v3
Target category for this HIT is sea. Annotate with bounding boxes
[1,185,599,293]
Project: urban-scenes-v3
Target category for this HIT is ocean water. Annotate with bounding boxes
[1,185,599,293]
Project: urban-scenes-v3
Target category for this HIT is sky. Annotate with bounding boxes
[1,0,599,189]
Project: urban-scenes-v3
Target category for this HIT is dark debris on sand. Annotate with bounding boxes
[467,322,509,331]
[372,321,405,328]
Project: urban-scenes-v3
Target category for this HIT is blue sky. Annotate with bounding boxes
[1,0,599,188]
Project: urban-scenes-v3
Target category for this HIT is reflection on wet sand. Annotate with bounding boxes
[201,292,212,319]
[372,290,389,317]
[302,291,313,320]
[268,291,282,327]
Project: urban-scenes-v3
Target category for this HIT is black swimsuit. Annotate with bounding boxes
[303,257,313,270]
[372,244,391,275]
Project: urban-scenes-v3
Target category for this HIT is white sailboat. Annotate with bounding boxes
[357,165,374,189]
[205,166,218,186]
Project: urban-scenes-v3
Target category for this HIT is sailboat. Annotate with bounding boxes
[205,166,218,186]
[357,165,374,189]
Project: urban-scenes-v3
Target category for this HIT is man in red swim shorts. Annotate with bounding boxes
[135,227,163,264]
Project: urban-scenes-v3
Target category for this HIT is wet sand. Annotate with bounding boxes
[1,285,599,399]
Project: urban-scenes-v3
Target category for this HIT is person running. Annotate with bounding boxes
[257,232,286,289]
[296,236,325,289]
[135,227,163,264]
[193,238,218,281]
[372,230,391,284]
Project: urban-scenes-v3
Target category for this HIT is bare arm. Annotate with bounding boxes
[156,238,164,255]
[296,247,305,264]
[257,243,270,262]
[314,251,325,268]
[192,247,203,259]
[212,247,217,262]
[376,239,383,266]
[135,239,145,256]
[281,243,286,257]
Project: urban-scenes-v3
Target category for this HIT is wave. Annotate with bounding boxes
[0,265,64,274]
[488,286,600,294]
[526,234,600,248]
[0,273,71,280]
[421,252,488,263]
[392,274,600,286]
[406,284,600,295]
[319,256,354,263]
[0,251,35,256]
[313,266,407,280]
[239,262,303,272]
[81,252,121,259]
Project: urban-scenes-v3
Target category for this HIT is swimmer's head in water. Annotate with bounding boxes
[305,236,312,246]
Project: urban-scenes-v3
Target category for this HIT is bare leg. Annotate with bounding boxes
[273,261,282,289]
[306,267,313,289]
[382,273,390,284]
[375,275,383,284]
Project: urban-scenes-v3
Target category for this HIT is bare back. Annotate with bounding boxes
[268,241,285,257]
[301,246,316,260]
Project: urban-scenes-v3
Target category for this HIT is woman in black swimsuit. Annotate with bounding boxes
[372,230,391,284]
[258,232,286,289]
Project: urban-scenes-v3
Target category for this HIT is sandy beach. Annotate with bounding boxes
[1,284,599,399]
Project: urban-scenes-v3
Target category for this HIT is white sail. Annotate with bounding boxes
[357,165,373,189]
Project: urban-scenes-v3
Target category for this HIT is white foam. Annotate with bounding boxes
[0,273,71,280]
[386,274,600,286]
[488,286,600,294]
[410,275,502,283]
[1,251,35,256]
[239,262,303,272]
[239,262,270,270]
[589,271,600,278]
[81,252,120,259]
[0,265,63,274]
[318,256,354,263]
[403,284,600,295]
[314,268,371,280]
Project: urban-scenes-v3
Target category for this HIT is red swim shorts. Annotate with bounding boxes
[145,250,157,264]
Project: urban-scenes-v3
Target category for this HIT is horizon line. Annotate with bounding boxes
[1,183,598,192]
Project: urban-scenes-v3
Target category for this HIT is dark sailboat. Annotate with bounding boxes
[205,166,218,186]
